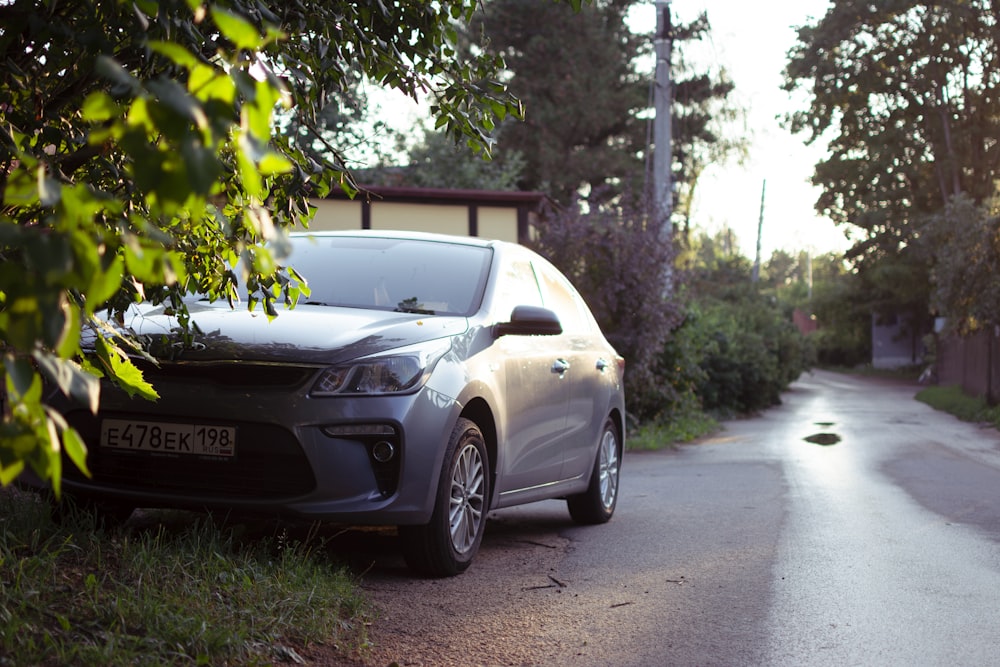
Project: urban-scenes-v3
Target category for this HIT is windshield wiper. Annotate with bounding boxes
[394,305,436,315]
[395,297,436,315]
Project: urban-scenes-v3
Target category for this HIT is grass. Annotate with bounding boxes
[626,410,719,451]
[0,489,370,666]
[915,384,1000,428]
[824,363,927,381]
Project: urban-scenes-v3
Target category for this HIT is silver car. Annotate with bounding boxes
[56,230,625,576]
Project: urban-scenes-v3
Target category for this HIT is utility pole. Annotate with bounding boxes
[752,179,766,282]
[653,1,674,295]
[653,1,673,241]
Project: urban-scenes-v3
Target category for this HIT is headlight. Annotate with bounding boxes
[310,341,449,396]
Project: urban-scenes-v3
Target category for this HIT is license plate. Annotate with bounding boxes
[101,418,236,458]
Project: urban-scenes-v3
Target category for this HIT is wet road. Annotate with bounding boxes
[355,370,1000,666]
[757,370,1000,665]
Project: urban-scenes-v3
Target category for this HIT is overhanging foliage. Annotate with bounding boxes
[0,0,588,490]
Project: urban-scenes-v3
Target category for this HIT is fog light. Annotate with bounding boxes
[371,440,396,463]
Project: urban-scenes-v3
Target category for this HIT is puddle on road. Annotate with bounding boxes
[804,432,841,446]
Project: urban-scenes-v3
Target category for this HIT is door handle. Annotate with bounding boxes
[596,358,608,372]
[551,359,570,375]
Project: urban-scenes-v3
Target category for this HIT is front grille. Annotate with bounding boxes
[133,359,317,389]
[64,411,316,499]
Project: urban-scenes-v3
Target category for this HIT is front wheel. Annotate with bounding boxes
[400,418,490,577]
[567,418,620,524]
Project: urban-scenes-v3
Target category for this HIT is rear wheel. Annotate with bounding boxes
[400,418,490,577]
[567,418,620,524]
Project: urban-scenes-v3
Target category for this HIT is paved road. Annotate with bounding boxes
[351,370,1000,666]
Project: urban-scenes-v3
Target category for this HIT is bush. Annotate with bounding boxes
[664,289,813,416]
[530,196,683,423]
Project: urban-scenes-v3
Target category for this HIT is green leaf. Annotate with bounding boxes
[4,356,35,400]
[61,426,91,478]
[147,78,209,131]
[32,351,100,414]
[3,165,39,207]
[147,40,200,69]
[98,338,159,401]
[54,299,81,359]
[86,254,126,311]
[0,459,25,487]
[258,152,292,176]
[189,64,236,105]
[82,91,118,123]
[211,7,262,51]
[95,55,140,94]
[237,133,263,199]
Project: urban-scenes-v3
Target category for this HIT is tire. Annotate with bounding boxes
[567,418,620,525]
[400,418,490,577]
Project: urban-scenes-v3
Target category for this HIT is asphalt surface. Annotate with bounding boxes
[337,369,1000,666]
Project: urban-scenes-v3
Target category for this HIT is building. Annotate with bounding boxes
[310,186,548,244]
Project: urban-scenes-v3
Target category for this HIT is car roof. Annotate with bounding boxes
[288,229,505,251]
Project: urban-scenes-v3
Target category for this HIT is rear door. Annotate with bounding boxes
[534,260,611,481]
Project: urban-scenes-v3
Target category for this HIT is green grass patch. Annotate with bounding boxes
[824,363,926,381]
[0,489,370,666]
[916,384,1000,428]
[627,411,719,451]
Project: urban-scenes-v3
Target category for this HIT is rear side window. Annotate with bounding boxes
[535,263,595,335]
[492,258,544,321]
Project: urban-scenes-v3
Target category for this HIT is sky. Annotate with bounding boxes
[372,1,849,260]
[629,0,849,259]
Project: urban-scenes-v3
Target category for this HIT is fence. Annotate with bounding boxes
[935,328,1000,404]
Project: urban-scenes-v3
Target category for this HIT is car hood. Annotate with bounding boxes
[125,300,470,365]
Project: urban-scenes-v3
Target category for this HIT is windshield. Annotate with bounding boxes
[275,235,493,316]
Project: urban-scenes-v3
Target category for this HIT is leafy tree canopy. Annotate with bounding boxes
[364,124,527,191]
[467,0,740,209]
[785,0,1000,253]
[925,193,1000,334]
[0,0,588,490]
[530,193,680,422]
[784,0,1000,345]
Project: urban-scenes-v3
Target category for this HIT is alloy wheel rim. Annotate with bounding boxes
[449,442,486,554]
[598,429,619,510]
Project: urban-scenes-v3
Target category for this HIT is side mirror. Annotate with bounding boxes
[494,305,563,338]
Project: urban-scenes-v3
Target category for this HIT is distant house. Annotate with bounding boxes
[871,310,928,368]
[309,185,548,244]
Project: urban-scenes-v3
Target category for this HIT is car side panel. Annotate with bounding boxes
[560,336,620,480]
[492,333,569,494]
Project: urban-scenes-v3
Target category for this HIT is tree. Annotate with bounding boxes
[529,194,681,423]
[468,0,648,205]
[0,0,588,491]
[785,0,1000,242]
[783,0,1000,340]
[670,232,812,416]
[366,124,528,190]
[808,253,872,367]
[925,192,1000,334]
[467,1,740,210]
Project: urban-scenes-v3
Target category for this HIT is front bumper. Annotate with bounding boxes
[56,376,458,526]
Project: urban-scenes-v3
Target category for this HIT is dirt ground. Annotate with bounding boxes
[291,508,585,667]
